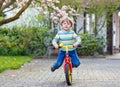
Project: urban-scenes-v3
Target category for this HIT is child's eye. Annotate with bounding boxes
[63,23,67,24]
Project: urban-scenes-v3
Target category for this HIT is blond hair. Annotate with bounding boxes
[60,16,74,27]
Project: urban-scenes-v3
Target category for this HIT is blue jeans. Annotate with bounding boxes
[53,50,81,69]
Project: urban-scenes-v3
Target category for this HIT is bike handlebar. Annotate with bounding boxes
[59,43,73,52]
[49,43,82,51]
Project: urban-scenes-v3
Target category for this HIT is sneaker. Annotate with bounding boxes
[51,66,55,72]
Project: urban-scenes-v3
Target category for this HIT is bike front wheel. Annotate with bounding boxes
[65,64,72,86]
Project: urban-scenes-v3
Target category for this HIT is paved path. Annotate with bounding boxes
[0,58,120,87]
[106,53,120,59]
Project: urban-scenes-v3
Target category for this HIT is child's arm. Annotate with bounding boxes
[73,32,81,47]
[52,33,59,49]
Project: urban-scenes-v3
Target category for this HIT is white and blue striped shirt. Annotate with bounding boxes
[52,30,81,51]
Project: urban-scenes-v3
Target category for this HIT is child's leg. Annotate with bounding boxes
[69,50,81,67]
[53,50,65,69]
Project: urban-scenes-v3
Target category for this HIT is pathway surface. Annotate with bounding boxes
[0,58,120,87]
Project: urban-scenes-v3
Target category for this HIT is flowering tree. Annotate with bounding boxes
[38,0,78,25]
[39,0,120,33]
[0,0,120,27]
[58,0,120,33]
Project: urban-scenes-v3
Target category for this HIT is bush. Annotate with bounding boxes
[29,27,49,56]
[8,48,19,56]
[77,34,104,56]
[0,27,49,56]
[0,47,8,55]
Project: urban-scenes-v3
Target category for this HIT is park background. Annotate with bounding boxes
[0,0,120,72]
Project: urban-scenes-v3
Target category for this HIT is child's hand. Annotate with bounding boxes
[73,44,78,48]
[54,45,59,49]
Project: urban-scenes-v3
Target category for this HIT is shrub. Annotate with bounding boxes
[0,47,8,55]
[77,34,104,56]
[29,27,49,56]
[0,27,49,56]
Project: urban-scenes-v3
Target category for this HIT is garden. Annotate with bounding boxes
[0,0,120,73]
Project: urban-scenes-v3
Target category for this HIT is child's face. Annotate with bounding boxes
[61,20,72,31]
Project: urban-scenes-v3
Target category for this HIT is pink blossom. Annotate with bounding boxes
[60,11,67,16]
[51,13,54,16]
[96,0,99,2]
[37,7,43,12]
[42,11,48,16]
[72,14,80,16]
[61,5,68,11]
[46,0,53,7]
[52,5,56,9]
[40,0,78,23]
[71,8,76,13]
[5,0,9,3]
[47,0,52,1]
[31,0,36,5]
[52,16,59,23]
[50,13,54,19]
[57,13,61,17]
[53,0,60,3]
[111,1,115,5]
[55,0,60,3]
[9,5,13,9]
[41,1,46,7]
[18,2,26,8]
[54,7,60,12]
[69,11,73,14]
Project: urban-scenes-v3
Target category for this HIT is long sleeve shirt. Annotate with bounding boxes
[52,30,81,51]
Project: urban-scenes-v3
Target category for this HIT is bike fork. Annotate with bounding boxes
[64,55,72,73]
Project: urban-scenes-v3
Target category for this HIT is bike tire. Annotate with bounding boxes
[65,64,72,86]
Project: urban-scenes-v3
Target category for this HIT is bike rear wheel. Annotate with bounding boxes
[65,64,72,86]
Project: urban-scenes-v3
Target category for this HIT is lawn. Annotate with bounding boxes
[0,56,33,73]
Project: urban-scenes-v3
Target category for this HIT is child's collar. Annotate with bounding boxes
[62,29,71,32]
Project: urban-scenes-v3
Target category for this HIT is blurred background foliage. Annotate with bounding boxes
[0,26,49,56]
[77,33,105,56]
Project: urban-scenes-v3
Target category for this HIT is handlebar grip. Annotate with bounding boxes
[58,46,61,48]
[78,44,82,48]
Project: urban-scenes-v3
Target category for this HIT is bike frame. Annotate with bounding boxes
[64,54,72,73]
[59,43,73,74]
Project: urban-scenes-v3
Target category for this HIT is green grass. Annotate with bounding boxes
[0,56,33,73]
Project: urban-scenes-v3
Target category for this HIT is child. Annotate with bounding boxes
[51,16,81,72]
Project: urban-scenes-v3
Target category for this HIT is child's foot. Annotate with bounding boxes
[51,66,55,72]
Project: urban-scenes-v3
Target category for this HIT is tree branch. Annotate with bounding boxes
[0,0,5,8]
[0,0,33,26]
[3,7,15,13]
[0,0,16,11]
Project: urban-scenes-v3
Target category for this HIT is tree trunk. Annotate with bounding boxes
[94,14,98,37]
[73,16,77,33]
[83,12,86,33]
[107,12,113,55]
